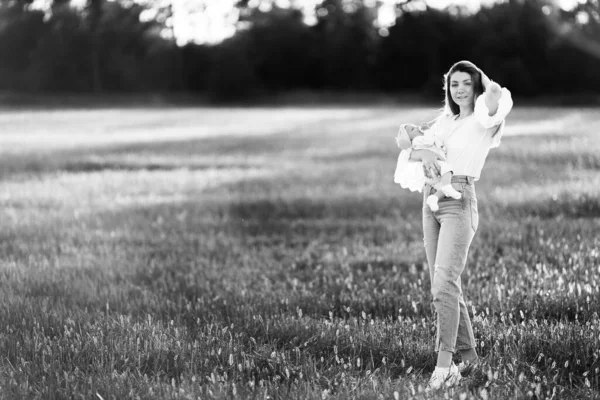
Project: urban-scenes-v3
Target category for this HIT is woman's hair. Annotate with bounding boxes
[441,60,503,137]
[442,60,484,116]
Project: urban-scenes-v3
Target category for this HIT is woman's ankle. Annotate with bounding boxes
[436,350,453,368]
[459,348,479,363]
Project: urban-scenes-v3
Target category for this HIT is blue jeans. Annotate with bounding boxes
[422,175,478,353]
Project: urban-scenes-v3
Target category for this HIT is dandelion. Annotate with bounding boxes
[480,388,488,400]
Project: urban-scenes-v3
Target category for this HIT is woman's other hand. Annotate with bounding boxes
[487,81,502,97]
[484,81,502,116]
[479,69,491,90]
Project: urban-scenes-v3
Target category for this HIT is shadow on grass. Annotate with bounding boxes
[0,129,318,181]
[309,148,390,163]
[61,159,256,173]
[227,196,415,221]
[503,194,600,219]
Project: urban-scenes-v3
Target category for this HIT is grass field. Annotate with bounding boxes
[0,104,599,399]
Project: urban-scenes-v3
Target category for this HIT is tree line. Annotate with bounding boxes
[0,0,599,101]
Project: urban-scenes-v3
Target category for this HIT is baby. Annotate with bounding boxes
[394,123,462,212]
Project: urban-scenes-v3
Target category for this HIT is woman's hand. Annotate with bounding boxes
[420,150,442,180]
[479,68,502,115]
[479,69,491,90]
[484,81,502,116]
[487,81,502,96]
[409,149,442,178]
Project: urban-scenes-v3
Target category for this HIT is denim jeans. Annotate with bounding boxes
[422,175,478,353]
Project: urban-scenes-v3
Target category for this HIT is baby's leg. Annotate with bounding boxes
[426,163,461,212]
[426,189,445,212]
[433,171,452,189]
[433,171,462,200]
[426,175,447,212]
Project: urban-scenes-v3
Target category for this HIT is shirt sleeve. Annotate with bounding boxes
[474,87,513,129]
[489,121,505,149]
[393,149,425,192]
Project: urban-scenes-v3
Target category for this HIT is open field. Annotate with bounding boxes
[0,105,599,399]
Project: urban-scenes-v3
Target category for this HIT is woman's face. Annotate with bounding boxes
[449,71,475,109]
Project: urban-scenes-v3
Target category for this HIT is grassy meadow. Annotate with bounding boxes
[0,104,599,399]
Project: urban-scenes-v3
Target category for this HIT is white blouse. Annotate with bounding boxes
[394,87,513,191]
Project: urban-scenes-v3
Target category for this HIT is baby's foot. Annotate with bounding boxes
[440,184,462,199]
[426,195,439,212]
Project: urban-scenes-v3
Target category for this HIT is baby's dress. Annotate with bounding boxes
[393,130,450,192]
[412,134,447,162]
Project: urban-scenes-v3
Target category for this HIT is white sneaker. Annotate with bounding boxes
[427,363,461,391]
[426,195,439,212]
[440,184,462,200]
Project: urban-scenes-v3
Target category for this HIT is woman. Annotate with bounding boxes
[398,60,513,390]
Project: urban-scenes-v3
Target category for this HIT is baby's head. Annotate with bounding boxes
[400,123,424,140]
[396,123,424,149]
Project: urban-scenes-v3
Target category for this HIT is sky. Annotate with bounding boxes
[31,0,584,45]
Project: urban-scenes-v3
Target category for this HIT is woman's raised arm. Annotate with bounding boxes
[484,83,503,116]
[480,70,503,116]
[474,71,513,131]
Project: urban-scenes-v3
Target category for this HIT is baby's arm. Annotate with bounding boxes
[419,118,437,131]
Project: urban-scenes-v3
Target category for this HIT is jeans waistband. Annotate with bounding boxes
[451,175,475,184]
